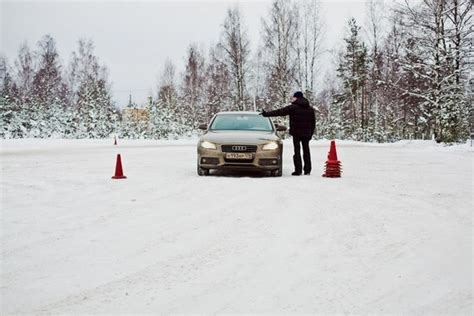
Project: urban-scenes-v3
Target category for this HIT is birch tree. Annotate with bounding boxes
[157,59,178,111]
[219,7,251,110]
[206,44,232,117]
[261,0,299,107]
[294,0,324,101]
[396,0,472,142]
[181,44,207,125]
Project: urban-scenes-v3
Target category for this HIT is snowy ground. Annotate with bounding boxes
[1,138,472,314]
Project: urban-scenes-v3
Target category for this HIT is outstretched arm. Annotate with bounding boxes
[262,105,292,117]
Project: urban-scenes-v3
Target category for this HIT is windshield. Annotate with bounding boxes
[210,114,273,132]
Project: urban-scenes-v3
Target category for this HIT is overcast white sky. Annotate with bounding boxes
[1,0,369,107]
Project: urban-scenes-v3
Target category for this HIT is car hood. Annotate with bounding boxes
[201,130,280,144]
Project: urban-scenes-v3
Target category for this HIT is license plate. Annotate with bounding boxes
[225,152,253,160]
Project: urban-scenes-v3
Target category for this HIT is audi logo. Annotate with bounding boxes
[232,145,247,151]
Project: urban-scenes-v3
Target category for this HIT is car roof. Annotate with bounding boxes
[215,111,260,115]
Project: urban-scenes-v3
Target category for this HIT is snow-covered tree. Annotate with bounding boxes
[181,44,207,125]
[314,72,342,139]
[0,56,22,138]
[363,0,387,141]
[75,73,117,138]
[147,59,192,138]
[71,40,117,138]
[395,0,472,142]
[32,35,63,106]
[205,44,232,117]
[294,0,324,101]
[157,59,178,112]
[13,42,35,105]
[261,0,299,107]
[219,7,251,110]
[28,35,67,137]
[336,18,369,140]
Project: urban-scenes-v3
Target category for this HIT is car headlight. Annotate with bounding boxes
[200,141,217,150]
[262,141,279,150]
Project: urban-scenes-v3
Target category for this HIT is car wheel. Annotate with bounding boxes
[272,168,282,177]
[197,165,210,176]
[272,155,283,177]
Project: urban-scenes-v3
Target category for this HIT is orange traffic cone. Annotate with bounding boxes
[322,140,342,178]
[112,154,127,179]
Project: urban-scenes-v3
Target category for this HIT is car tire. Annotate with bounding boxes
[271,156,283,177]
[197,165,210,176]
[272,168,282,177]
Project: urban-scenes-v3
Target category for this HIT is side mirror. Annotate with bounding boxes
[275,124,287,132]
[198,123,208,130]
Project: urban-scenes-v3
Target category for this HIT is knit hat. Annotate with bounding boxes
[293,91,304,98]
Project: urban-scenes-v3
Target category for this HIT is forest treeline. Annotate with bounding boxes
[1,0,472,142]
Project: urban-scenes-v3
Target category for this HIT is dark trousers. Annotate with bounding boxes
[292,136,311,174]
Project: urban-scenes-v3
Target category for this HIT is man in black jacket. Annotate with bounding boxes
[261,91,316,176]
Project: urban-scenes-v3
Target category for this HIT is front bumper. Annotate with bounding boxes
[198,144,282,170]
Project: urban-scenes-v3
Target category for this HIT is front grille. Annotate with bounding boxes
[221,145,258,153]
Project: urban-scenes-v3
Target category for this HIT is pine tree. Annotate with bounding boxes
[71,39,117,138]
[7,42,36,137]
[149,98,171,138]
[149,59,189,138]
[0,56,21,138]
[336,18,369,140]
[326,93,344,139]
[30,35,66,137]
[75,73,116,138]
[14,43,35,105]
[32,35,62,106]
